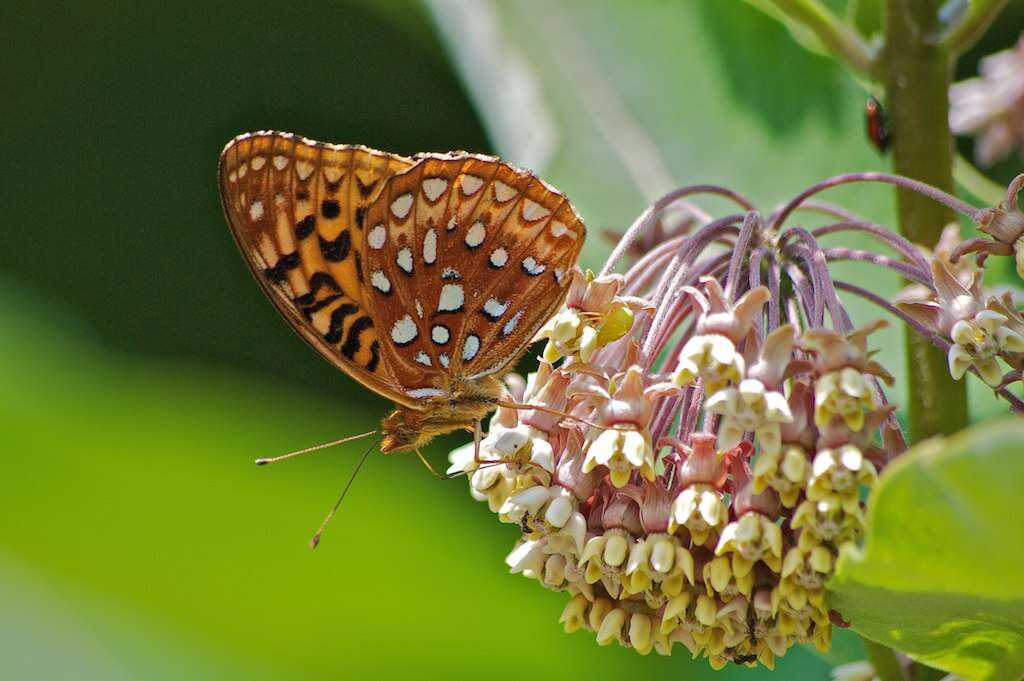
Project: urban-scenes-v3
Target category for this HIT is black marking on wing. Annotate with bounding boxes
[355,206,366,229]
[321,199,341,219]
[263,251,300,283]
[319,231,351,262]
[366,340,381,372]
[325,303,359,344]
[341,315,374,359]
[309,271,341,294]
[295,215,316,240]
[356,177,377,197]
[294,272,343,306]
[300,293,343,320]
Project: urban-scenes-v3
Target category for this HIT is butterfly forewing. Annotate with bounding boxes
[219,131,419,407]
[361,153,585,393]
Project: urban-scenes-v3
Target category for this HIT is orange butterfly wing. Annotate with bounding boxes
[218,131,420,408]
[360,153,585,394]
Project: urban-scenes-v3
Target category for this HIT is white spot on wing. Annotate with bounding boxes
[465,221,486,248]
[415,351,432,367]
[391,315,418,345]
[522,256,546,276]
[421,177,448,202]
[249,200,264,222]
[237,164,248,178]
[368,224,387,250]
[502,310,524,336]
[439,353,450,368]
[228,170,237,183]
[431,325,450,344]
[250,156,266,171]
[408,387,445,398]
[483,298,508,320]
[522,199,551,222]
[489,247,508,268]
[423,228,437,264]
[555,268,566,284]
[273,155,289,170]
[371,269,391,294]
[462,334,480,361]
[493,180,516,202]
[324,166,342,183]
[391,193,414,219]
[460,174,483,196]
[415,300,424,318]
[550,221,575,239]
[296,161,314,181]
[438,284,464,312]
[442,266,461,280]
[397,247,414,274]
[446,215,458,231]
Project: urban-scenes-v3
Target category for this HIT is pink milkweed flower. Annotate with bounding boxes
[672,280,770,394]
[950,37,1024,167]
[578,366,680,488]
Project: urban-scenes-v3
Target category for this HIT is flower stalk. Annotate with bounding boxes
[884,0,972,441]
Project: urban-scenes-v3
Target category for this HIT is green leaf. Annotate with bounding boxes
[740,0,832,57]
[828,419,1024,681]
[847,0,883,40]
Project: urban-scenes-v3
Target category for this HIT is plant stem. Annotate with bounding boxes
[939,0,1010,57]
[765,0,877,76]
[884,0,968,442]
[864,638,907,681]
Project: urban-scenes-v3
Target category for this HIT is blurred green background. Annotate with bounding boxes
[3,1,1022,679]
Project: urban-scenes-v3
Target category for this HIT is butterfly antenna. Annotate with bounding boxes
[309,437,380,549]
[254,430,377,466]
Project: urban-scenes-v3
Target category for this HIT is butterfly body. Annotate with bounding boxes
[379,374,503,453]
[219,131,585,455]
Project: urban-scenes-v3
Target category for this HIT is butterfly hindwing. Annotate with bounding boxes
[361,153,585,392]
[219,131,420,407]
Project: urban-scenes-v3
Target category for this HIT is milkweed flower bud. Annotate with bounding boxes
[535,269,644,362]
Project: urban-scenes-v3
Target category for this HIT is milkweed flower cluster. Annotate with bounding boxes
[449,172,1024,670]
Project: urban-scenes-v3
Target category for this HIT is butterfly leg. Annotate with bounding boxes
[414,449,446,480]
[472,418,483,465]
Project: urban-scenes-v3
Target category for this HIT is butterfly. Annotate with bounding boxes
[219,131,586,457]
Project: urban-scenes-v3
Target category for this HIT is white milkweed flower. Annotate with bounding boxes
[578,366,679,488]
[948,310,1024,386]
[672,280,770,393]
[808,444,877,509]
[668,433,732,546]
[672,334,746,393]
[705,378,793,455]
